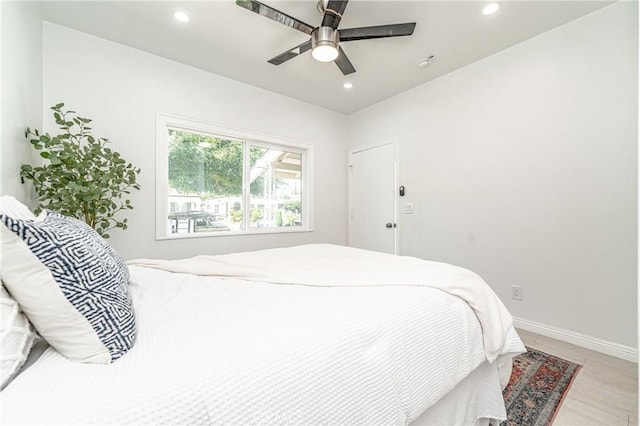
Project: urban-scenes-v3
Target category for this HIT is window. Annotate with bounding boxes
[156,113,312,239]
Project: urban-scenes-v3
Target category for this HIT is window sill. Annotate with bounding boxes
[156,226,313,241]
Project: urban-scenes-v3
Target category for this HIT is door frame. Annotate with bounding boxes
[348,139,400,255]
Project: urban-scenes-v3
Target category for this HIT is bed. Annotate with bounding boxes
[1,242,525,426]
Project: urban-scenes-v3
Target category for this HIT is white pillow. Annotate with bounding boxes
[1,212,136,364]
[0,282,37,390]
[0,196,38,389]
[0,196,36,221]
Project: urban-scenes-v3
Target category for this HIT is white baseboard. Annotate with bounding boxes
[513,317,638,363]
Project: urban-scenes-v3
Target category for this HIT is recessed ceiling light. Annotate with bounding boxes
[482,3,500,15]
[343,82,354,89]
[174,11,190,23]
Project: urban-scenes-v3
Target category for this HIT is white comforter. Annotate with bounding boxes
[130,244,513,362]
[1,245,525,425]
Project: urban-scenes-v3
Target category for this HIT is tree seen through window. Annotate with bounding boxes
[167,129,302,234]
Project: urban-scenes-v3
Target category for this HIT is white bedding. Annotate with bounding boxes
[131,244,514,362]
[1,245,525,425]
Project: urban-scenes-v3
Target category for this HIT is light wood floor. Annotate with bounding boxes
[515,328,638,425]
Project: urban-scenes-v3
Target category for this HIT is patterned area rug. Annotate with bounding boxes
[502,347,581,426]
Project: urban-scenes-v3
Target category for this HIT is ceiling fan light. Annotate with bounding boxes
[312,44,339,62]
[311,26,340,62]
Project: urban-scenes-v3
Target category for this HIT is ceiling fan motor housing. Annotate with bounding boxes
[312,26,340,52]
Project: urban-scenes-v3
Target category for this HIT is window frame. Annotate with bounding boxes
[156,112,313,240]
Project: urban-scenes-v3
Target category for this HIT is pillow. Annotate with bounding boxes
[0,212,136,364]
[0,195,38,388]
[0,195,36,221]
[0,282,37,390]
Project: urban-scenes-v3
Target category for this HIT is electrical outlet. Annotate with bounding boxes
[511,285,523,301]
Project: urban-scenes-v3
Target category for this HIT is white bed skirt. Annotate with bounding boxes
[411,352,515,426]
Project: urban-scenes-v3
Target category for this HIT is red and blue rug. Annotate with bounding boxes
[502,347,581,426]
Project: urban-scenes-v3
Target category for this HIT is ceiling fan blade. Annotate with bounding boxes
[236,0,314,35]
[321,1,348,29]
[334,46,355,75]
[267,40,312,65]
[339,23,416,41]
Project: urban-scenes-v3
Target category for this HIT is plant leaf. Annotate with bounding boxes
[19,103,141,236]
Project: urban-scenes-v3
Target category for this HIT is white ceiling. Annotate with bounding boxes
[40,1,613,115]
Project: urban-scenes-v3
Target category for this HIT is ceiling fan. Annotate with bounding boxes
[236,0,416,75]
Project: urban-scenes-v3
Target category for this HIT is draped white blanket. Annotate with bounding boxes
[129,244,513,362]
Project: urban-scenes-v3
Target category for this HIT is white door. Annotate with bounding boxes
[349,142,398,254]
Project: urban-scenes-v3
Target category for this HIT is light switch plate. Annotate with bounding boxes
[403,203,414,214]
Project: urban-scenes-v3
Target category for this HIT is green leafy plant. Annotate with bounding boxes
[20,103,141,238]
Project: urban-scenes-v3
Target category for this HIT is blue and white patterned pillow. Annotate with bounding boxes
[0,212,136,363]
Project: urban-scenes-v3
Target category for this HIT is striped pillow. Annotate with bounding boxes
[0,212,136,363]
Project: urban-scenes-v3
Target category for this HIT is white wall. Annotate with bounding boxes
[1,2,43,203]
[347,2,638,348]
[42,23,348,260]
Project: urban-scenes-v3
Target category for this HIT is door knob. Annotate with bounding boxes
[385,223,396,228]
